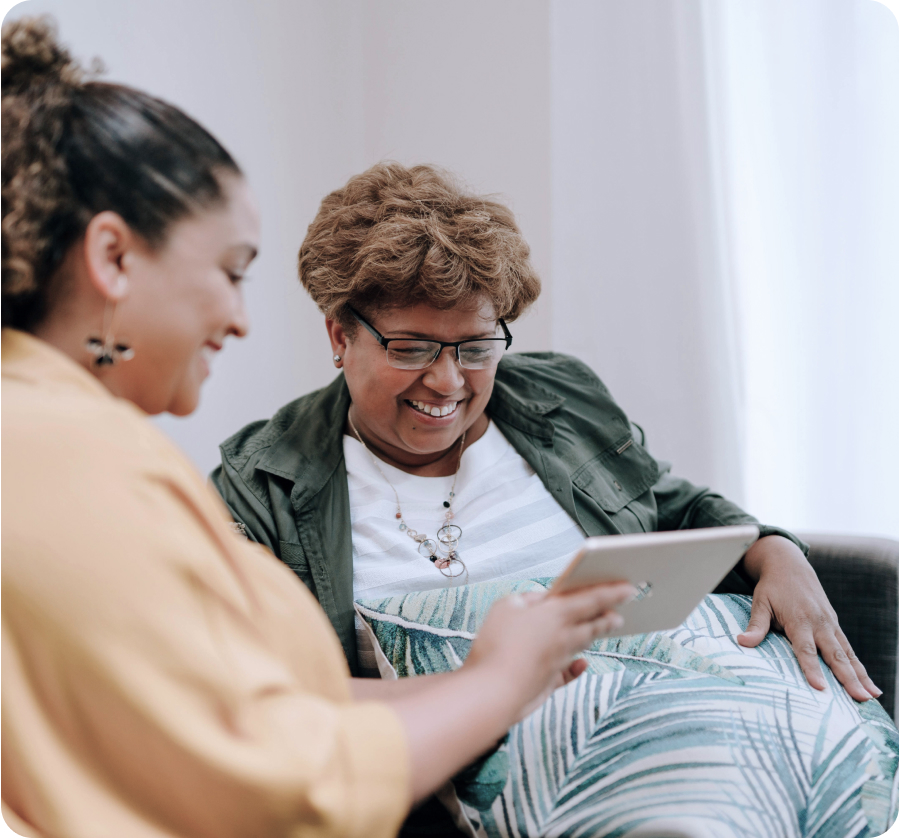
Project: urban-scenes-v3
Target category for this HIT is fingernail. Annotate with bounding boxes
[872,686,883,697]
[610,613,624,630]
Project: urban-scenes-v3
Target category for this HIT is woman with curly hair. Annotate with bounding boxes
[1,18,632,838]
[214,162,898,837]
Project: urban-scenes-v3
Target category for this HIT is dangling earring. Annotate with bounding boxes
[85,299,134,368]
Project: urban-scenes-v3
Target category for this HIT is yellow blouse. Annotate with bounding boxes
[1,329,409,838]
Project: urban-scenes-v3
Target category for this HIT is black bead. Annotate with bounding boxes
[429,555,438,562]
[443,501,450,508]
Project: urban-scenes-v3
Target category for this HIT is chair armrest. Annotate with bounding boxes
[798,532,899,721]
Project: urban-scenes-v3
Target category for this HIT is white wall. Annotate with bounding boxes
[358,0,553,351]
[704,0,899,539]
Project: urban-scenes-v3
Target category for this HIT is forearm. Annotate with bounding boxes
[349,672,455,702]
[383,663,520,804]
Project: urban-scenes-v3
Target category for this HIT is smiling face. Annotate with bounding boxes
[329,298,503,473]
[114,175,260,415]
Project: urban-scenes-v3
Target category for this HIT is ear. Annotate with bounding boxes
[325,317,350,358]
[82,211,137,302]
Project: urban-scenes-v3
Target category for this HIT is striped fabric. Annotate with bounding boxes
[356,581,899,838]
[346,421,584,676]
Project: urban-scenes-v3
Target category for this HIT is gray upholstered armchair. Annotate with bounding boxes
[800,532,899,721]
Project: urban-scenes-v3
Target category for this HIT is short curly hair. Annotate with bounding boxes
[298,162,541,333]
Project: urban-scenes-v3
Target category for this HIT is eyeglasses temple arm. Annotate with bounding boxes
[499,318,513,349]
[348,306,388,347]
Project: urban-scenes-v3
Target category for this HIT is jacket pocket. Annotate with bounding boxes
[571,432,659,513]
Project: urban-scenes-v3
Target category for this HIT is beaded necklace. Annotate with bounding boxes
[347,412,467,579]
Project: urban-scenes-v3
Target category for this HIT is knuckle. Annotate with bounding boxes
[814,611,833,630]
[797,642,818,657]
[748,614,770,628]
[831,648,849,663]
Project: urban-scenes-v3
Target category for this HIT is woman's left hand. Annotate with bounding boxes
[737,535,881,702]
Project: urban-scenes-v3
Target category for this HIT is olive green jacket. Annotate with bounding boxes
[211,352,807,675]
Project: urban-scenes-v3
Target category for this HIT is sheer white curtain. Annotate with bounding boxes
[552,0,899,539]
[701,0,899,539]
[551,0,746,504]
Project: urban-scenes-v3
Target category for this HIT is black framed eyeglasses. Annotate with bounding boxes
[349,306,513,371]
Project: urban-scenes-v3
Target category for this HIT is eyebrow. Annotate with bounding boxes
[382,328,498,341]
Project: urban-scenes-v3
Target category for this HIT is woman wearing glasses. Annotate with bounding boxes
[213,162,873,699]
[212,163,898,836]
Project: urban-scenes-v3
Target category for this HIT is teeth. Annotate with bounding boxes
[410,400,458,417]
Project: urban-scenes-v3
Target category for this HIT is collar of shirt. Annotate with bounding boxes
[2,328,118,403]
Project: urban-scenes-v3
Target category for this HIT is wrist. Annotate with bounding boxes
[460,656,529,731]
[742,534,808,581]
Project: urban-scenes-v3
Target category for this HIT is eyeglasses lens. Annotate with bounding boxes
[386,340,505,370]
[457,341,504,369]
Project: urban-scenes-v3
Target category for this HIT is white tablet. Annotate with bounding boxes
[550,525,760,636]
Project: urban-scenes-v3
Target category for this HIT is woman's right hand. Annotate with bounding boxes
[465,583,634,717]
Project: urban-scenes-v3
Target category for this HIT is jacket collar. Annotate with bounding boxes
[253,356,565,494]
[257,373,352,508]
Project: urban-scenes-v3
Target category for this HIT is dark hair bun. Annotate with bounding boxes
[2,17,84,324]
[2,16,81,95]
[2,15,239,331]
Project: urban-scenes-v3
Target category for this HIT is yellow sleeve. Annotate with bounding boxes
[2,410,409,838]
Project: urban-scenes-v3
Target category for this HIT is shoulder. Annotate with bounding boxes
[4,376,183,481]
[4,385,228,583]
[493,351,635,443]
[219,377,345,472]
[215,374,350,515]
[496,351,612,400]
[218,396,307,473]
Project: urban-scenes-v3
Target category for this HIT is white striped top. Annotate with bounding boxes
[346,420,585,675]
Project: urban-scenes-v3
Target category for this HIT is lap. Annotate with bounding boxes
[358,586,899,838]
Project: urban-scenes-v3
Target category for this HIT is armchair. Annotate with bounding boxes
[800,532,899,721]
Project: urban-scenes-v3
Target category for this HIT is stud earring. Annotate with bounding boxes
[85,299,134,367]
[333,354,342,365]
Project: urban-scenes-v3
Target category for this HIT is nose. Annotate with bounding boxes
[228,286,250,339]
[421,346,465,394]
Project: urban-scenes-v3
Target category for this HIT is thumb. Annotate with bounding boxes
[561,658,588,685]
[738,597,772,647]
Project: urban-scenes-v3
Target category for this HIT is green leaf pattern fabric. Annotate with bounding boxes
[356,582,899,838]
